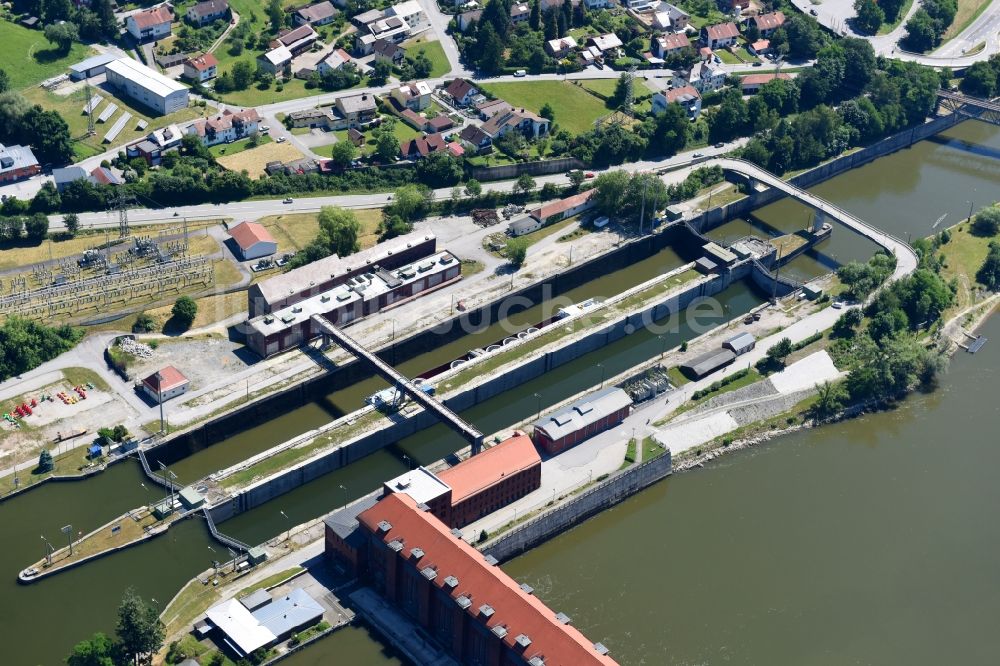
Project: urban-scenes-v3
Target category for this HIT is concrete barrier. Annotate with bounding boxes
[484,449,673,563]
[470,157,585,182]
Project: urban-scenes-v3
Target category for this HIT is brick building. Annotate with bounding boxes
[531,387,632,454]
[325,491,619,666]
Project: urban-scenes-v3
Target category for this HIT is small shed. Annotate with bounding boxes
[508,216,541,237]
[702,242,738,267]
[141,366,190,403]
[229,221,278,261]
[680,348,736,379]
[723,332,756,355]
[248,546,268,565]
[695,257,717,274]
[179,486,206,509]
[665,204,685,221]
[802,282,823,300]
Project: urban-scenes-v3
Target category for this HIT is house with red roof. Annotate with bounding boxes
[445,78,479,107]
[400,133,447,159]
[228,221,277,261]
[701,21,739,49]
[186,108,261,147]
[183,53,218,82]
[749,11,785,37]
[126,5,173,42]
[142,366,190,403]
[740,72,793,94]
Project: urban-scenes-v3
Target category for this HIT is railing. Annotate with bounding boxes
[202,507,251,552]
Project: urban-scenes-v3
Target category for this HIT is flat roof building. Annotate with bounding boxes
[532,387,632,455]
[680,348,736,379]
[69,53,118,80]
[105,58,189,116]
[204,588,323,659]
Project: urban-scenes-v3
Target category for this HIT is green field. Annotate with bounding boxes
[313,120,422,158]
[0,19,95,91]
[401,36,451,78]
[577,78,652,99]
[942,0,992,40]
[481,80,609,135]
[208,134,273,156]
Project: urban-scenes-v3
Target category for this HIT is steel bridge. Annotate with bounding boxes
[312,315,485,454]
[936,90,1000,126]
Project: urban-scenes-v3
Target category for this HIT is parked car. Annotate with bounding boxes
[283,197,293,204]
[260,125,270,131]
[713,142,725,148]
[585,172,595,178]
[276,136,286,143]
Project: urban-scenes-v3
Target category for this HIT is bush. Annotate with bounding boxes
[171,296,198,330]
[37,449,54,473]
[132,313,156,333]
[505,237,529,267]
[971,206,1000,237]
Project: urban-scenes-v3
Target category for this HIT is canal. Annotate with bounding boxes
[1,119,995,664]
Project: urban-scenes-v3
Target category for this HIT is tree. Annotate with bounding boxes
[63,213,80,236]
[506,237,528,267]
[41,0,73,23]
[45,22,79,53]
[369,59,392,86]
[971,206,1000,236]
[592,170,630,217]
[567,170,585,189]
[133,312,156,333]
[409,50,433,79]
[386,184,432,220]
[171,296,198,330]
[328,140,356,168]
[812,380,847,419]
[317,206,361,257]
[514,173,536,196]
[267,0,285,32]
[372,119,401,162]
[649,102,689,157]
[960,59,999,97]
[31,181,61,213]
[767,337,793,362]
[37,449,54,473]
[831,308,863,338]
[116,587,165,666]
[464,179,482,197]
[477,23,505,74]
[539,102,554,122]
[66,632,115,666]
[416,152,463,187]
[853,0,884,34]
[94,0,118,38]
[530,0,541,30]
[25,212,49,242]
[611,72,632,109]
[232,60,255,90]
[22,106,75,165]
[0,68,8,94]
[976,241,1000,290]
[708,89,748,143]
[902,10,939,52]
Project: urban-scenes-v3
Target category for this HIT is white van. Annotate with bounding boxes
[514,69,526,77]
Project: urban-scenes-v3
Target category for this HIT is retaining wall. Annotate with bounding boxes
[470,157,585,182]
[484,449,673,563]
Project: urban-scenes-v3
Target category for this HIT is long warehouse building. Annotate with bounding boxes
[104,58,189,115]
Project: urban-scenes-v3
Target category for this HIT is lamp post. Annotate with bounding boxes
[61,524,74,556]
[156,370,165,434]
[339,484,348,507]
[402,454,412,471]
[41,535,54,566]
[597,363,606,389]
[533,392,542,421]
[659,335,668,359]
[280,510,290,542]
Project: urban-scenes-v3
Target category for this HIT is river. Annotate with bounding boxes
[0,119,996,664]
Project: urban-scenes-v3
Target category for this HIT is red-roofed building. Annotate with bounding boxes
[183,53,219,82]
[126,5,173,42]
[142,366,190,403]
[701,22,739,49]
[186,108,261,147]
[749,11,785,36]
[445,78,479,107]
[447,142,465,157]
[652,32,690,59]
[437,434,541,526]
[741,71,793,94]
[400,133,446,159]
[529,189,596,224]
[228,220,278,260]
[338,491,619,665]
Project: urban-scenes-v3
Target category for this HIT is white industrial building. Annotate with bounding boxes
[105,58,189,115]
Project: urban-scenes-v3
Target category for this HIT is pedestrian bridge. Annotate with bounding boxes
[711,159,918,285]
[311,315,485,454]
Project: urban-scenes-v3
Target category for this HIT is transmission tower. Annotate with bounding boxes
[107,192,136,239]
[84,81,96,137]
[594,67,638,132]
[622,66,637,119]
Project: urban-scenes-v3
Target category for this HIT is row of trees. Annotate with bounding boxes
[26,0,118,43]
[590,166,724,225]
[0,317,84,382]
[902,0,958,52]
[0,213,49,244]
[961,54,1000,97]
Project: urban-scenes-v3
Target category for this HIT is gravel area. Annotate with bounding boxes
[129,337,248,390]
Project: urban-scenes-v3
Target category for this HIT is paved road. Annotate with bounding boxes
[934,1,1000,57]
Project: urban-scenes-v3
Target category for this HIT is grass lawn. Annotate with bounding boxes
[21,87,202,159]
[256,208,383,252]
[715,48,742,64]
[0,20,95,91]
[577,78,652,100]
[216,141,305,177]
[208,134,273,157]
[481,80,608,135]
[401,36,451,78]
[734,46,756,62]
[942,0,993,40]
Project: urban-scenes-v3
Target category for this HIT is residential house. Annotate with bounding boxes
[675,60,726,92]
[126,5,173,42]
[445,78,479,106]
[293,1,339,27]
[183,53,218,82]
[89,166,123,186]
[352,8,384,28]
[458,124,492,153]
[125,124,184,165]
[392,81,432,111]
[372,39,406,65]
[257,46,293,75]
[287,108,336,129]
[651,32,690,59]
[701,22,739,49]
[623,0,655,9]
[272,24,320,56]
[652,85,701,119]
[749,11,785,37]
[476,98,512,120]
[587,33,623,57]
[481,108,550,140]
[53,166,88,192]
[385,0,426,29]
[545,36,577,58]
[721,0,751,11]
[400,133,446,159]
[334,92,378,128]
[0,144,40,184]
[584,0,613,8]
[426,116,454,133]
[651,2,689,31]
[187,108,261,147]
[747,39,770,56]
[457,9,483,31]
[740,72,792,94]
[356,16,410,54]
[316,48,352,76]
[186,0,228,27]
[510,2,530,23]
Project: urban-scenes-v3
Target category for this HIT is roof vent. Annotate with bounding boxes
[529,658,545,666]
[519,583,534,595]
[411,547,425,560]
[491,625,508,638]
[387,540,403,553]
[450,528,463,538]
[443,575,459,589]
[594,642,610,655]
[377,520,392,533]
[421,566,437,581]
[515,634,532,649]
[484,554,499,566]
[479,604,495,618]
[455,595,471,609]
[555,612,571,625]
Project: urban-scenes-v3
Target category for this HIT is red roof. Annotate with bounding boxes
[143,365,188,393]
[656,33,690,51]
[753,11,785,31]
[358,492,619,666]
[741,72,792,86]
[229,220,276,250]
[438,435,540,503]
[531,189,595,221]
[664,85,701,103]
[704,22,739,41]
[446,142,465,157]
[130,5,173,29]
[400,133,446,158]
[186,53,219,71]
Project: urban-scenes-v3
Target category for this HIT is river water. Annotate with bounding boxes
[0,120,996,664]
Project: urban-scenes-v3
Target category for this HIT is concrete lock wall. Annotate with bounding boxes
[470,157,585,182]
[484,449,674,563]
[209,271,723,524]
